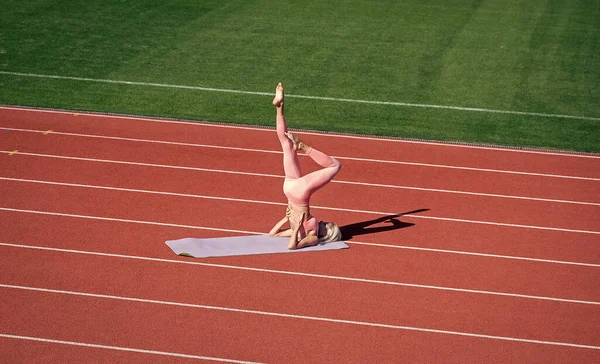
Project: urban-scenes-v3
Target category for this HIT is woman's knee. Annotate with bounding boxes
[332,158,341,172]
[325,159,341,180]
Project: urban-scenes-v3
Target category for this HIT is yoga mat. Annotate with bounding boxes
[165,234,349,258]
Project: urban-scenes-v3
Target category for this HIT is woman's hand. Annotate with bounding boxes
[299,212,306,224]
[289,212,310,250]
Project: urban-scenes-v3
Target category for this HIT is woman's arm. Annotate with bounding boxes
[289,227,318,249]
[287,212,319,249]
[274,228,293,237]
[288,222,301,249]
[269,216,289,236]
[297,230,319,249]
[287,212,306,249]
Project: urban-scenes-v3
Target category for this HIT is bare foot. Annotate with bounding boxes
[273,82,284,107]
[285,131,310,153]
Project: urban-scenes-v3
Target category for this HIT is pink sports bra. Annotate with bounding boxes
[302,216,319,236]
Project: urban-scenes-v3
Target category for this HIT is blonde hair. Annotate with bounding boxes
[318,222,342,243]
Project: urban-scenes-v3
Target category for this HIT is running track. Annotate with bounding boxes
[0,106,599,363]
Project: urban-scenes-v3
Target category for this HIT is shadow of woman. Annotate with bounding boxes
[339,209,429,240]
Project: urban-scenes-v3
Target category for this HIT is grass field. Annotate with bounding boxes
[1,0,598,152]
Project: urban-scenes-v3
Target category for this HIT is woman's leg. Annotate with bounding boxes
[274,83,302,179]
[300,147,341,194]
[282,132,341,202]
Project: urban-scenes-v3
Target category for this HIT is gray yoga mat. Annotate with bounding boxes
[165,234,349,258]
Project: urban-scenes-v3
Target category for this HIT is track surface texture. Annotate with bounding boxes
[1,106,599,363]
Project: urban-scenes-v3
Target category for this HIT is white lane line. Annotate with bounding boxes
[2,150,599,206]
[1,71,599,123]
[346,241,600,268]
[335,156,600,182]
[3,127,600,181]
[1,284,599,350]
[334,180,600,206]
[403,214,598,235]
[0,176,286,207]
[3,126,282,155]
[2,105,599,160]
[1,239,599,306]
[1,177,599,234]
[0,207,256,235]
[0,334,265,363]
[0,150,281,178]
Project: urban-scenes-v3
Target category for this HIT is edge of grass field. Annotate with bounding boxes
[4,104,598,158]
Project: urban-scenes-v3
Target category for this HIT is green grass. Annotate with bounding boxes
[1,0,598,152]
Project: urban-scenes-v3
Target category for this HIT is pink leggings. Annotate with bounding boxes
[277,115,341,206]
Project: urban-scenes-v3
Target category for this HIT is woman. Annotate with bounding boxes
[268,83,343,249]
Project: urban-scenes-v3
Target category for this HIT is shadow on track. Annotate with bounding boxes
[340,209,429,241]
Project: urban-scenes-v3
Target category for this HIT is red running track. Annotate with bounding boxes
[0,106,599,363]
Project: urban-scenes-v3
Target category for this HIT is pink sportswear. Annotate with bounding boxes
[277,115,341,238]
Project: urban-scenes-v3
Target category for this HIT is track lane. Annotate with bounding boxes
[1,246,600,350]
[0,335,242,364]
[2,151,599,265]
[3,287,598,364]
[1,106,598,178]
[1,106,600,362]
[0,183,598,303]
[1,153,597,233]
[1,129,598,205]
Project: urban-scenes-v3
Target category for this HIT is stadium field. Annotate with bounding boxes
[1,0,598,152]
[2,2,600,362]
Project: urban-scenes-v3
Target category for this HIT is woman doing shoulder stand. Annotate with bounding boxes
[268,83,343,249]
